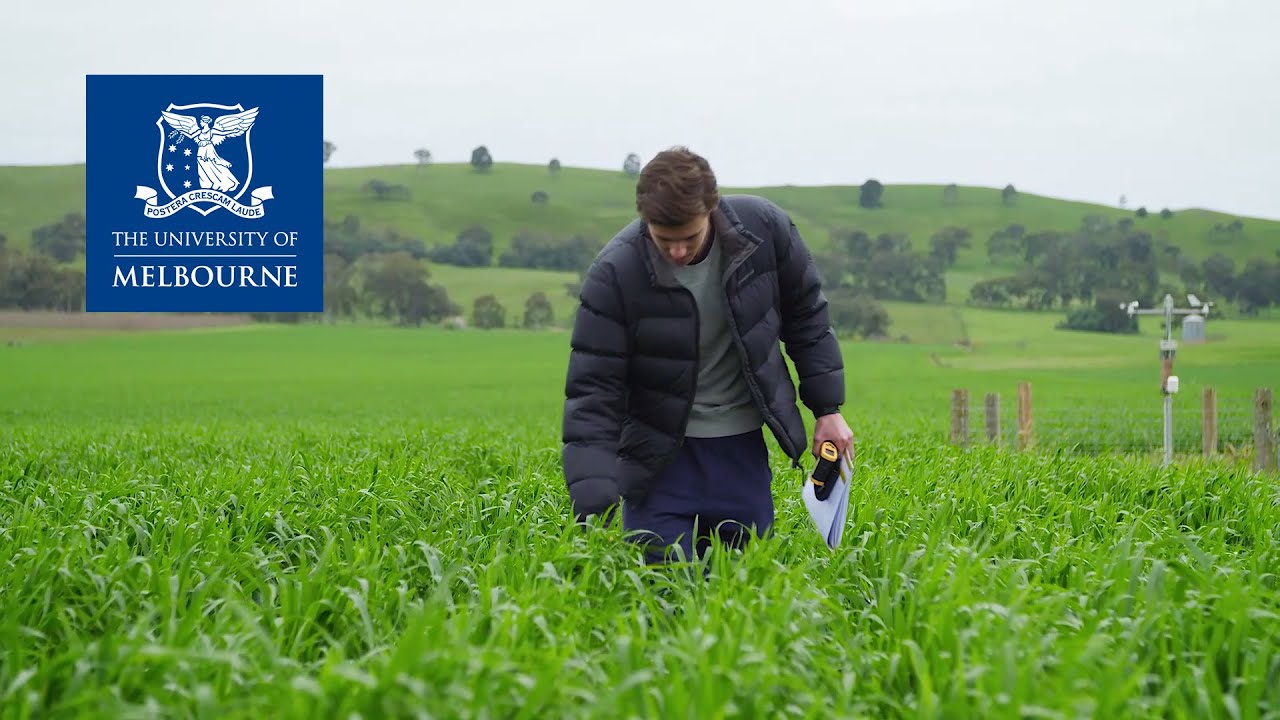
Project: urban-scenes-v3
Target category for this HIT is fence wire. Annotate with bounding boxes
[947,386,1277,465]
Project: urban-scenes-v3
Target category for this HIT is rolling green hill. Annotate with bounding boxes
[0,164,89,249]
[3,161,1277,268]
[2,161,1277,320]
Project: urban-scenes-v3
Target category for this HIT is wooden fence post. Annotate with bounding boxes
[1202,387,1217,457]
[985,392,1001,446]
[951,389,969,448]
[1255,387,1275,473]
[1017,382,1033,450]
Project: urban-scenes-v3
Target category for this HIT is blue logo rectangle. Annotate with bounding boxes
[85,74,324,312]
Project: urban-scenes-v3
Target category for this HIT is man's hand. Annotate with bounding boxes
[570,476,621,526]
[813,412,855,460]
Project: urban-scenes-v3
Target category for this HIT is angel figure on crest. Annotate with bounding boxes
[160,107,259,194]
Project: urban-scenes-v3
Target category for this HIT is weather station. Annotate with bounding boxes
[1123,293,1214,467]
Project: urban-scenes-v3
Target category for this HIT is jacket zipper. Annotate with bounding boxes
[675,284,698,448]
[721,272,800,466]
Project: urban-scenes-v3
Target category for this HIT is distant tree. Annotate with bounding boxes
[0,249,85,311]
[523,291,554,328]
[1002,184,1018,206]
[1136,207,1148,218]
[0,233,7,252]
[928,226,972,268]
[1057,289,1140,334]
[818,228,945,303]
[1233,258,1280,315]
[1119,194,1127,209]
[986,223,1025,263]
[1202,253,1236,301]
[323,140,336,164]
[499,231,602,272]
[323,252,357,321]
[859,179,883,209]
[623,153,641,176]
[414,148,431,167]
[1208,221,1245,245]
[471,145,493,172]
[1178,258,1204,290]
[456,226,493,264]
[355,251,458,326]
[968,275,1023,307]
[828,291,891,339]
[531,190,549,205]
[428,226,493,267]
[943,184,958,206]
[30,212,85,263]
[1082,214,1111,233]
[361,179,409,201]
[1160,208,1173,219]
[968,214,1172,312]
[549,158,561,175]
[472,294,506,328]
[323,214,431,263]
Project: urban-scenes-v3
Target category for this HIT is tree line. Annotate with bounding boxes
[292,214,585,328]
[0,214,86,311]
[969,214,1280,330]
[425,225,601,272]
[350,169,607,273]
[806,225,972,340]
[3,169,1276,337]
[0,207,597,328]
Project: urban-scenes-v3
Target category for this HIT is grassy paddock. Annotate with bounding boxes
[2,323,1278,717]
[424,264,580,328]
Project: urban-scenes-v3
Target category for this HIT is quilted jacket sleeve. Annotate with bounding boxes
[561,258,629,522]
[771,207,845,418]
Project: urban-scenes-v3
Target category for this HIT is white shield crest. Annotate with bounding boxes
[153,102,258,217]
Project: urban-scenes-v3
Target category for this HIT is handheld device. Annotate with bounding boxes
[808,441,841,501]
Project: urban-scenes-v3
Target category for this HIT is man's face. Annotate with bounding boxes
[647,213,711,266]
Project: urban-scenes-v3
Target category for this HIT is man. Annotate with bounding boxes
[561,146,853,562]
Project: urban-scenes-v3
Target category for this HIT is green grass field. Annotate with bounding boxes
[3,317,1278,717]
[3,156,1279,717]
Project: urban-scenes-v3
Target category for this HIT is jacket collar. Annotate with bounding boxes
[639,198,762,288]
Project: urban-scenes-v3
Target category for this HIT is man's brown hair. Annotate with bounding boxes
[635,146,719,227]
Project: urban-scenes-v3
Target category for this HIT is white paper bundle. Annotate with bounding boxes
[801,448,853,549]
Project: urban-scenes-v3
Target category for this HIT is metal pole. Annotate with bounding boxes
[1123,293,1212,469]
[1163,295,1173,467]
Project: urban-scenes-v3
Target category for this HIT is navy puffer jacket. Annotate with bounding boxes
[560,194,845,521]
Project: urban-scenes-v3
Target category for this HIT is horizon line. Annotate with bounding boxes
[2,158,1277,222]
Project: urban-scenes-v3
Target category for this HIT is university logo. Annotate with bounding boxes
[85,74,323,313]
[133,102,273,219]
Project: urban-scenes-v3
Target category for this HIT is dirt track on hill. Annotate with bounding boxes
[0,311,254,330]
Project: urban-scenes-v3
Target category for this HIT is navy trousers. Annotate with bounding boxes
[622,427,775,563]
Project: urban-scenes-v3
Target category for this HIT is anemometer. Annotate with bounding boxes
[1123,293,1213,466]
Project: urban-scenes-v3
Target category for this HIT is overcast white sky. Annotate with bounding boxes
[4,0,1278,219]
